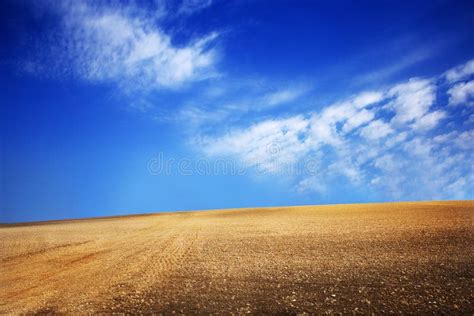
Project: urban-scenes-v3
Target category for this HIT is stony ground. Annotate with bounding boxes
[1,201,473,314]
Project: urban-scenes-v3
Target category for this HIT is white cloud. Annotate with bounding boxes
[411,110,446,131]
[261,88,306,108]
[454,130,474,150]
[197,90,388,176]
[342,109,375,133]
[308,114,343,147]
[355,47,434,85]
[352,91,385,108]
[448,80,474,106]
[177,0,213,15]
[178,106,230,127]
[199,116,311,172]
[359,120,393,140]
[302,90,384,146]
[388,78,436,124]
[372,154,406,198]
[196,62,474,200]
[296,176,327,194]
[28,2,219,91]
[129,99,155,113]
[178,84,310,127]
[433,131,457,144]
[369,136,471,200]
[384,131,408,148]
[328,159,363,183]
[445,59,474,83]
[403,137,432,157]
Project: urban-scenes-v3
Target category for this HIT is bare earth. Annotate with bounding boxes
[1,201,473,314]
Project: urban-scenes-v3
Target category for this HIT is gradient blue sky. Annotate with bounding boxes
[1,0,473,222]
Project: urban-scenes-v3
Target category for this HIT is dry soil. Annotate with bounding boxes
[1,201,473,314]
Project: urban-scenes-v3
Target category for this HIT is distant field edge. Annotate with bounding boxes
[1,199,472,227]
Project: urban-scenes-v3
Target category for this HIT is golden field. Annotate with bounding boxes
[1,201,473,314]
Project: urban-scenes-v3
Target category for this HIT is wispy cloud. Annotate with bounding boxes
[359,120,393,140]
[354,47,434,86]
[177,0,213,16]
[388,78,436,125]
[260,87,307,108]
[448,81,474,106]
[445,59,474,83]
[199,115,311,173]
[17,2,474,200]
[445,59,474,106]
[25,1,220,91]
[176,82,310,127]
[194,60,474,200]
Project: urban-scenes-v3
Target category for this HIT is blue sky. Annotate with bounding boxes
[1,0,473,222]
